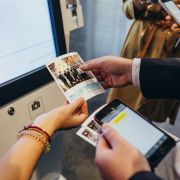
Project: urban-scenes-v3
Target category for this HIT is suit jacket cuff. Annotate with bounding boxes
[129,171,162,180]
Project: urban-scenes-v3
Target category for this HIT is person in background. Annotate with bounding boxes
[108,0,180,124]
[58,71,70,88]
[64,69,76,86]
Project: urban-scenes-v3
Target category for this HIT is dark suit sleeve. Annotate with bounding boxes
[140,58,180,99]
[129,171,162,180]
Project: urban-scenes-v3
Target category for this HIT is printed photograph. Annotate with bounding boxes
[48,53,93,92]
[82,129,98,144]
[76,104,107,146]
[47,52,105,102]
[87,120,101,133]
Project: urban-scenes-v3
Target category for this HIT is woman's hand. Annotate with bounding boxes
[0,99,88,180]
[33,98,88,136]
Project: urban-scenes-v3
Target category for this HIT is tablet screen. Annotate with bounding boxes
[101,103,167,158]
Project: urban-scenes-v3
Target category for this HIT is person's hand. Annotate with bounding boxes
[165,15,180,51]
[95,124,150,180]
[165,15,180,29]
[33,98,88,136]
[80,56,133,89]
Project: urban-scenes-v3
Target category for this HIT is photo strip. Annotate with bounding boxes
[46,52,105,102]
[76,127,99,146]
[81,104,106,127]
[76,104,106,146]
[87,120,101,133]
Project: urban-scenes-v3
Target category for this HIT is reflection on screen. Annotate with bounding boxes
[101,104,167,157]
[0,0,56,84]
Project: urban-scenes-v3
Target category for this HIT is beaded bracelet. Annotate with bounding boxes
[18,125,51,153]
[22,125,51,142]
[27,128,50,142]
[18,129,50,152]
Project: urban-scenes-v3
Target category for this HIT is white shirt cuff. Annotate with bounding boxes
[132,58,141,87]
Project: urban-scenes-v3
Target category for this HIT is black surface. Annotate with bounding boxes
[148,136,176,168]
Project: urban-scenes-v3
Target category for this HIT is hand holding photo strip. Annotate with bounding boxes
[76,104,106,146]
[46,52,105,102]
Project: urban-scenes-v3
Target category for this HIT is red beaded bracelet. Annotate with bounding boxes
[21,125,51,142]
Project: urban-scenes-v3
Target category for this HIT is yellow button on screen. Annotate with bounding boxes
[113,112,127,124]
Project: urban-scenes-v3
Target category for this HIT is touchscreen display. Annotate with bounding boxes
[0,0,56,84]
[101,104,168,158]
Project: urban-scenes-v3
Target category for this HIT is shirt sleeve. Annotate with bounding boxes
[132,58,141,87]
[129,171,163,180]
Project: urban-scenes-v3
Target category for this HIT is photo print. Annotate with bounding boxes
[46,53,105,102]
[87,120,101,133]
[46,52,105,102]
[76,104,107,146]
[76,127,99,146]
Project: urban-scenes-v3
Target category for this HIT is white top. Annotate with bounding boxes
[132,58,141,86]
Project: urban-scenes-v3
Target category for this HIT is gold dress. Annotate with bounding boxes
[107,1,180,124]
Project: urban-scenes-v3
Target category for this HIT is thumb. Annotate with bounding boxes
[95,135,110,163]
[101,123,123,149]
[68,98,85,113]
[72,100,89,125]
[80,59,102,71]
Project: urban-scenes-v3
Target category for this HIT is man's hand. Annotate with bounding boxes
[95,124,150,180]
[80,56,133,89]
[165,15,180,51]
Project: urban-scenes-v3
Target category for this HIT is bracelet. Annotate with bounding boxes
[27,127,50,142]
[22,125,51,142]
[18,125,51,153]
[18,129,50,152]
